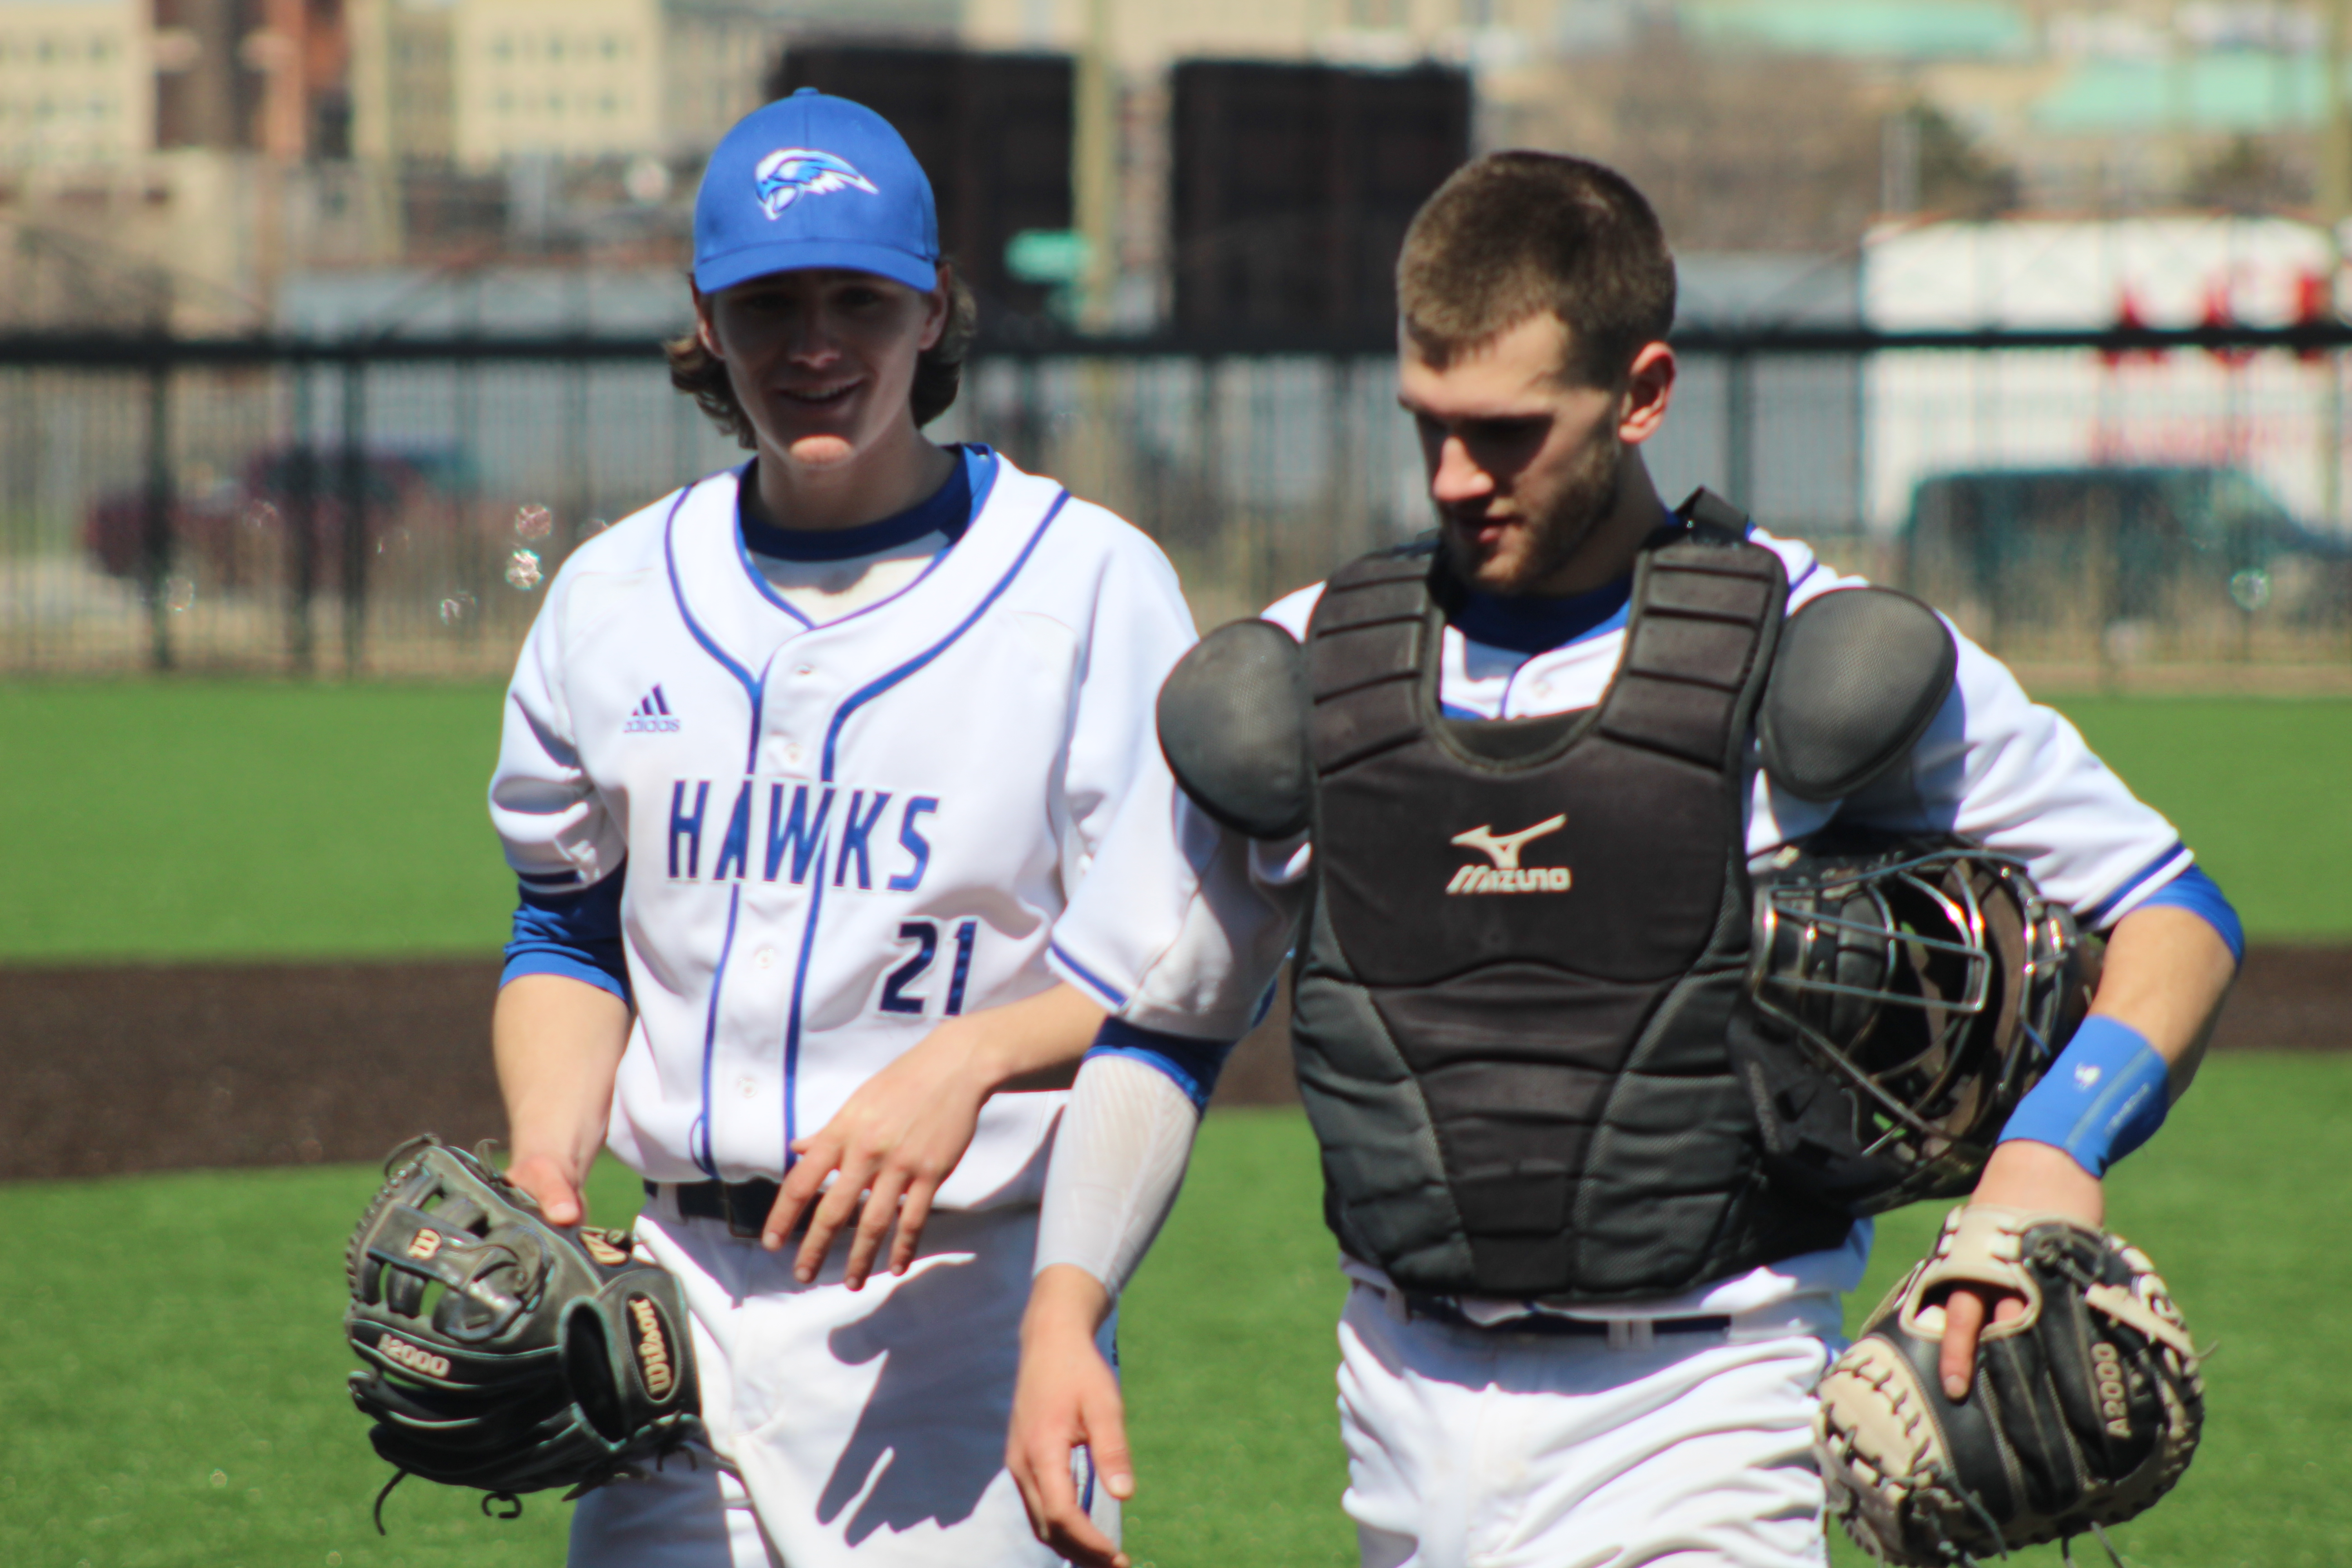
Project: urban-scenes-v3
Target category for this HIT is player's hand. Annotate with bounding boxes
[504,1152,587,1227]
[1008,1266,1132,1568]
[764,1016,994,1286]
[1938,1139,2103,1398]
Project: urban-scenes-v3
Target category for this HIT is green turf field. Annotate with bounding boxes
[2051,695,2352,941]
[3,1060,2347,1567]
[0,684,2341,962]
[0,683,513,963]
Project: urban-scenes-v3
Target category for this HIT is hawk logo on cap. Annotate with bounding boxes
[754,148,879,218]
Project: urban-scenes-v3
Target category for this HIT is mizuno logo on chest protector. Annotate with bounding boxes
[1446,815,1572,895]
[624,686,680,734]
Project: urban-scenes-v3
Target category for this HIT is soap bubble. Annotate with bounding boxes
[209,1470,227,1488]
[241,500,278,534]
[505,549,544,590]
[2228,568,2272,612]
[438,591,477,626]
[163,576,196,613]
[514,504,554,541]
[374,525,412,558]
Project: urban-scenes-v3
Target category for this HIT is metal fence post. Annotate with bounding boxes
[340,355,368,677]
[287,358,316,674]
[1724,347,1754,512]
[141,354,173,672]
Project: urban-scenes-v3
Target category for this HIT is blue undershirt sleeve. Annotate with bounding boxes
[1084,1017,1237,1112]
[2131,863,2244,967]
[501,869,631,1004]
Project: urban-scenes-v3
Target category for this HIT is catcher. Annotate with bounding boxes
[1004,151,2241,1568]
[343,1136,701,1527]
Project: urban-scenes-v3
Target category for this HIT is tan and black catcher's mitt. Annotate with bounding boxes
[1816,1205,2202,1566]
[344,1136,701,1529]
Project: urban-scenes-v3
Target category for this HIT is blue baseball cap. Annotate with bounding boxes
[693,88,940,296]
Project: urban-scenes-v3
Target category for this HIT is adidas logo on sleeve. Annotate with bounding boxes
[623,686,681,734]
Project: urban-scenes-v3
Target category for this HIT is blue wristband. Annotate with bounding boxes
[1997,1016,2170,1177]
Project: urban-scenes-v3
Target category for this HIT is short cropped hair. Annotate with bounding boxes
[665,265,978,447]
[1396,152,1676,386]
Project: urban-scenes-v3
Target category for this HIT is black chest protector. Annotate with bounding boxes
[1294,521,1852,1302]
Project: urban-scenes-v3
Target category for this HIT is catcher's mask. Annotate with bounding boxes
[1734,830,2098,1215]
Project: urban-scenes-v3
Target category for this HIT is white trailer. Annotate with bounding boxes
[1861,216,2342,536]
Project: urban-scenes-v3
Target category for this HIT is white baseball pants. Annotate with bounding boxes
[1337,1282,1840,1568]
[569,1200,1111,1568]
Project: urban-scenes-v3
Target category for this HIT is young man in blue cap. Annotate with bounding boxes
[490,89,1193,1565]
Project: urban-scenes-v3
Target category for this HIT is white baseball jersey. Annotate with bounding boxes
[1042,520,2195,1319]
[490,449,1196,1210]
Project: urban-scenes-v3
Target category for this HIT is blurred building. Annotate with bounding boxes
[0,0,153,167]
[151,0,350,158]
[348,0,664,169]
[961,0,1553,74]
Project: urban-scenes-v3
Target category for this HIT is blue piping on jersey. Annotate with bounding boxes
[662,478,771,777]
[777,475,1058,1172]
[731,449,1002,632]
[779,842,830,1175]
[819,488,1071,779]
[689,882,745,1180]
[662,476,775,1176]
[1049,941,1129,1009]
[2080,839,2188,928]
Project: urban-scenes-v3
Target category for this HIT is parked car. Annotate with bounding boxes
[84,446,480,592]
[1901,465,2350,623]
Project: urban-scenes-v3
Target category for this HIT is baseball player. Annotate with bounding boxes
[1006,152,2244,1568]
[489,91,1191,1566]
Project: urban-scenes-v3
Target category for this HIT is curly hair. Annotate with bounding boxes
[665,265,980,447]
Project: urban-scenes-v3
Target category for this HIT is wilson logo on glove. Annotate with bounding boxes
[628,1295,676,1399]
[582,1230,630,1267]
[344,1136,702,1533]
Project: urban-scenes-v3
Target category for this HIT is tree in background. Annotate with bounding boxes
[1494,29,1884,253]
[1909,103,2022,219]
[1505,28,1891,255]
[2182,134,2310,214]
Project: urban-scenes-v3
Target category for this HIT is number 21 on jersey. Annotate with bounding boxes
[880,918,977,1017]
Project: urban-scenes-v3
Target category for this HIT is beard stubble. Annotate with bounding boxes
[1440,428,1624,597]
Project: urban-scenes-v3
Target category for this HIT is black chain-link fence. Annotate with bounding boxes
[2,323,2346,678]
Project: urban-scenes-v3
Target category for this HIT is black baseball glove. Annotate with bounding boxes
[1816,1205,2203,1567]
[344,1136,701,1529]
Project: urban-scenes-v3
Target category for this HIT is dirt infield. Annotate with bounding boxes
[0,946,2340,1182]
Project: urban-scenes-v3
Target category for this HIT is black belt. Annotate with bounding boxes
[1404,1294,1730,1339]
[648,1178,801,1241]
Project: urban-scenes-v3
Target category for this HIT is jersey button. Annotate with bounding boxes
[736,1077,758,1100]
[794,664,815,678]
[754,947,776,970]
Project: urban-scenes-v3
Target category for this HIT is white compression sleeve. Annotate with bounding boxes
[1035,1054,1202,1297]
